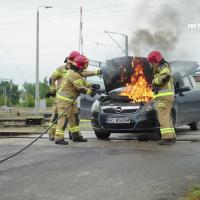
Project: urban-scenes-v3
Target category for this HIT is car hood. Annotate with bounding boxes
[102,56,152,93]
[170,61,199,77]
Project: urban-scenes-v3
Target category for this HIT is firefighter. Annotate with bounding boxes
[47,51,101,141]
[147,51,176,145]
[55,55,97,145]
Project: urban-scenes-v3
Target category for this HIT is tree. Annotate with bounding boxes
[21,77,52,107]
[0,81,20,106]
[40,77,50,98]
[23,82,35,97]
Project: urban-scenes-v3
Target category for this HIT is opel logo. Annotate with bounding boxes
[116,107,122,113]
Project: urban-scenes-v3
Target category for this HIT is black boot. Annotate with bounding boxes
[72,132,87,142]
[69,131,72,140]
[55,139,68,145]
[158,138,176,145]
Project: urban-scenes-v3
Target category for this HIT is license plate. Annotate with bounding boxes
[107,117,130,124]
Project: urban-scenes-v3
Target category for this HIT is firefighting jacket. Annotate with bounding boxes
[56,69,93,102]
[49,63,100,93]
[49,63,69,93]
[152,62,174,99]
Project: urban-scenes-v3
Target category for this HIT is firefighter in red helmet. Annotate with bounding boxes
[47,51,101,141]
[55,55,97,145]
[147,51,176,145]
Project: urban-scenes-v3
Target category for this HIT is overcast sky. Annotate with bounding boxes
[0,0,199,86]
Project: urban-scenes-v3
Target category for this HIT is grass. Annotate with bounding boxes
[182,185,200,200]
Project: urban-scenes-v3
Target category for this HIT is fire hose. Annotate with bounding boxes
[0,103,73,164]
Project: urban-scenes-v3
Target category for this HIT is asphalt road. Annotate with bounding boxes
[0,126,200,200]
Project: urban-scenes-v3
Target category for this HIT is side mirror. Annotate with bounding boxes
[176,86,190,95]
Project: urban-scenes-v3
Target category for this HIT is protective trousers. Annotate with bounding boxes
[55,99,81,141]
[155,96,176,139]
[48,97,58,138]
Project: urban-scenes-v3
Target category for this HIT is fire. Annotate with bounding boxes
[120,59,153,103]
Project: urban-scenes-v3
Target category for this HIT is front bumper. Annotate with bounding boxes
[91,110,159,133]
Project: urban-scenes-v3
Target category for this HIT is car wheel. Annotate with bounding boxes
[94,130,111,140]
[171,111,176,128]
[189,122,199,130]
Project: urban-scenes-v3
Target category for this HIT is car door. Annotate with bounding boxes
[187,75,200,122]
[176,75,200,124]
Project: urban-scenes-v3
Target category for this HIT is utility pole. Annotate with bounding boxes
[3,87,7,106]
[78,6,83,109]
[35,8,40,115]
[9,79,12,107]
[35,5,52,115]
[79,6,83,55]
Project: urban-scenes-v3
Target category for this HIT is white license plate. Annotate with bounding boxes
[107,117,130,124]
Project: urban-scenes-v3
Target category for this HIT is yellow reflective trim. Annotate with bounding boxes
[53,70,62,77]
[73,79,84,87]
[160,68,170,75]
[63,70,69,78]
[56,129,64,133]
[69,126,80,130]
[74,79,83,84]
[69,126,80,133]
[55,129,64,137]
[161,128,174,133]
[62,71,67,76]
[153,92,174,99]
[56,94,74,102]
[161,129,174,134]
[153,78,160,85]
[161,128,173,131]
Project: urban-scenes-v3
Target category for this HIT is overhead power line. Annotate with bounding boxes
[0,42,27,82]
[0,0,199,26]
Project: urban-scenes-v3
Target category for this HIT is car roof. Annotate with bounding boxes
[170,61,199,77]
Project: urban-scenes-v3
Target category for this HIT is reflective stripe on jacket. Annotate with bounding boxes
[49,64,98,93]
[56,69,92,102]
[152,62,174,99]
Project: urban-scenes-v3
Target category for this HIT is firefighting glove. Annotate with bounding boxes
[91,84,101,90]
[162,75,170,83]
[97,69,102,75]
[45,91,56,98]
[89,89,97,97]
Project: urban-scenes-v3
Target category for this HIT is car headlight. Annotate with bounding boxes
[91,100,100,113]
[141,101,155,112]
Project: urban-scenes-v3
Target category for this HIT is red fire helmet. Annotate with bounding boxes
[147,51,163,64]
[74,55,89,70]
[67,51,80,61]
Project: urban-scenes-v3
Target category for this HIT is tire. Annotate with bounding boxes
[189,122,199,130]
[94,130,111,139]
[171,111,176,128]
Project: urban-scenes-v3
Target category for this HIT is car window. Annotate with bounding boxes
[183,76,192,88]
[189,75,198,90]
[86,76,105,90]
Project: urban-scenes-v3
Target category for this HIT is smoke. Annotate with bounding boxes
[130,5,181,58]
